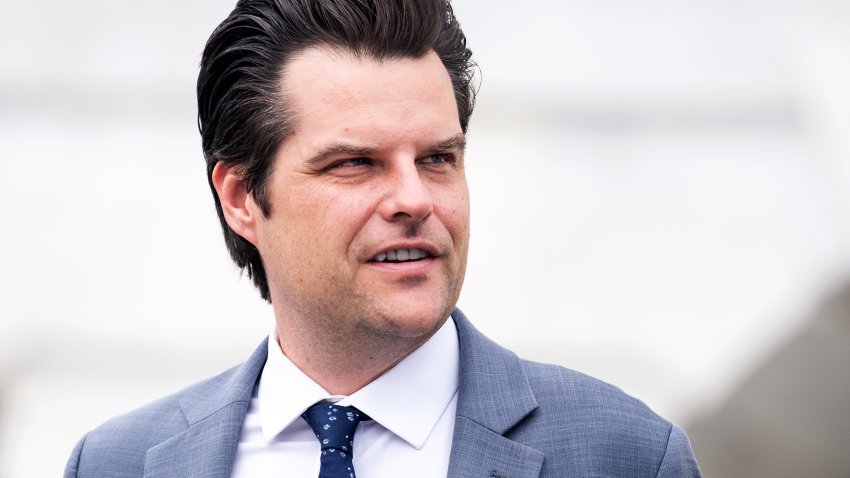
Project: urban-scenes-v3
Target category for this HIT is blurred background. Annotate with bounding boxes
[2,0,849,476]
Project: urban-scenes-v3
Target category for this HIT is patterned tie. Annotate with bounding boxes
[302,403,370,478]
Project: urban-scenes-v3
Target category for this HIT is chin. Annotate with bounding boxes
[371,303,452,339]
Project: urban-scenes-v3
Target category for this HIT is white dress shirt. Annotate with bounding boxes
[231,318,460,478]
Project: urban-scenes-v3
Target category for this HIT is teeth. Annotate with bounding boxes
[373,248,430,262]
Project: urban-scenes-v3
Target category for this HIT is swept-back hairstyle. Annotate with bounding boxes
[198,0,476,301]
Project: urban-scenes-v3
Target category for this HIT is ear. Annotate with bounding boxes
[211,162,261,246]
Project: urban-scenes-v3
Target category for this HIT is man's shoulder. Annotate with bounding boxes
[453,309,670,430]
[75,360,240,452]
[520,358,665,423]
[87,361,244,438]
[66,342,268,478]
[513,357,697,476]
[452,309,699,476]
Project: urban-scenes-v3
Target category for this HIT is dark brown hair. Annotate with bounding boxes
[197,0,476,302]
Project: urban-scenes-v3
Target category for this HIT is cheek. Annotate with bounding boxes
[435,184,470,234]
[285,187,378,250]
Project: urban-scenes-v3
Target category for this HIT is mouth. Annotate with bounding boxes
[369,247,434,263]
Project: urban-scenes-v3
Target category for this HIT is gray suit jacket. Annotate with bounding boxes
[65,309,701,477]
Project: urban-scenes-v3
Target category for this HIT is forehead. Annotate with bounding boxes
[282,45,455,103]
[279,46,461,148]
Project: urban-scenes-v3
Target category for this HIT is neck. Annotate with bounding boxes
[274,315,440,395]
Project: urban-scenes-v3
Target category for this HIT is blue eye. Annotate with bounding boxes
[336,157,371,167]
[421,153,452,164]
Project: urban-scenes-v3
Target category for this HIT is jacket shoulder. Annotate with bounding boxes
[67,344,265,478]
[514,359,689,476]
[521,359,667,424]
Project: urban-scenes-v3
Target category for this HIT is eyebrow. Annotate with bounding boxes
[430,134,467,153]
[304,144,378,168]
[304,133,467,168]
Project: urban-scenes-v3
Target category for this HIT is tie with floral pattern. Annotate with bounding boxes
[302,403,370,478]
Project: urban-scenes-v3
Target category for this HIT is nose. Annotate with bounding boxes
[378,161,434,224]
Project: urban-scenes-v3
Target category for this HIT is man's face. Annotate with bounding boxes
[251,46,469,343]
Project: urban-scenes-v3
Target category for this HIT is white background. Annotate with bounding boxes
[2,0,850,476]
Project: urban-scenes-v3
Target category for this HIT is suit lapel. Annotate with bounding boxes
[143,341,268,478]
[141,312,542,478]
[448,309,544,478]
[449,417,544,478]
[142,402,247,478]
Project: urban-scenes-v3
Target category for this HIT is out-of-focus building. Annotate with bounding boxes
[690,281,850,477]
[2,1,850,477]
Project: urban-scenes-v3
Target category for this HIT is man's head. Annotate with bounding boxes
[198,0,476,302]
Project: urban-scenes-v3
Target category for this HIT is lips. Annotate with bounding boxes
[371,247,433,263]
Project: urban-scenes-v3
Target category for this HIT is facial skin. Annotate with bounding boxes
[213,46,469,394]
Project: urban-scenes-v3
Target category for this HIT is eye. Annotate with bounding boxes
[332,157,372,168]
[420,153,453,165]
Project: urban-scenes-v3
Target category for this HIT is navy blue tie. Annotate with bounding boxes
[302,403,370,478]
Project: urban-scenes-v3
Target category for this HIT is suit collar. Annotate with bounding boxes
[176,342,268,425]
[143,340,268,478]
[452,308,539,434]
[142,309,544,478]
[449,308,544,478]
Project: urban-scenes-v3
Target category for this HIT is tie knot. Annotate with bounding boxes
[302,403,370,452]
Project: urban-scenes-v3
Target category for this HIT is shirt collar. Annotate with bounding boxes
[257,317,460,449]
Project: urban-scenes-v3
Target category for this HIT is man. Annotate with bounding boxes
[65,1,701,477]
